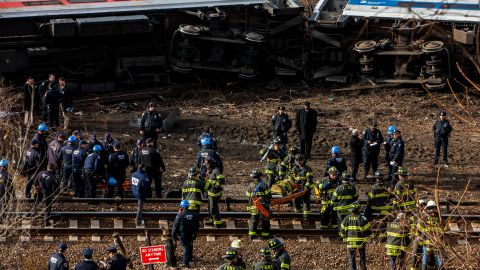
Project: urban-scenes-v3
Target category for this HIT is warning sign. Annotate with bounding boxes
[140,245,167,265]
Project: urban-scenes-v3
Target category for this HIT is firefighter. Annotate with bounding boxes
[340,201,372,270]
[385,212,410,270]
[268,238,291,270]
[196,137,223,178]
[278,146,299,181]
[217,248,246,270]
[246,169,271,239]
[204,157,225,228]
[393,167,416,212]
[253,247,279,270]
[418,201,444,270]
[291,154,314,220]
[364,170,393,221]
[259,137,287,187]
[316,166,340,228]
[332,172,359,233]
[325,146,347,177]
[181,167,205,212]
[410,199,428,270]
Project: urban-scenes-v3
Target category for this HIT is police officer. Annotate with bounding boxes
[83,145,104,198]
[393,167,416,212]
[197,125,218,150]
[325,146,347,177]
[0,159,13,214]
[246,169,271,239]
[316,167,340,228]
[204,157,225,228]
[271,106,292,145]
[384,125,396,165]
[433,111,452,166]
[33,123,49,169]
[102,133,115,159]
[295,101,317,159]
[340,202,372,270]
[291,154,314,220]
[181,167,205,212]
[140,102,163,142]
[388,129,404,181]
[278,146,299,181]
[59,135,77,193]
[59,77,73,130]
[48,132,66,175]
[22,76,35,125]
[196,137,223,177]
[48,242,69,270]
[217,248,246,270]
[107,142,129,198]
[253,247,279,270]
[268,238,291,270]
[332,172,359,233]
[172,200,200,268]
[138,138,165,198]
[259,137,287,187]
[74,248,99,270]
[23,139,42,198]
[39,74,57,123]
[87,133,102,154]
[35,163,58,226]
[72,140,88,198]
[349,129,363,182]
[365,170,393,221]
[131,165,149,226]
[44,80,62,128]
[362,121,383,178]
[129,139,145,172]
[104,246,128,270]
[385,212,410,270]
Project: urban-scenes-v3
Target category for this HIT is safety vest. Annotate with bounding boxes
[333,183,358,212]
[367,183,394,214]
[181,177,205,210]
[393,180,417,210]
[417,214,443,252]
[340,214,372,249]
[385,218,410,256]
[205,168,224,197]
[246,180,271,214]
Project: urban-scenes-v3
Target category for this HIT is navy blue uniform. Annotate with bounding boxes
[388,137,405,180]
[23,146,42,198]
[35,170,58,224]
[271,113,292,145]
[196,147,223,177]
[72,147,87,197]
[362,128,383,176]
[131,169,149,225]
[83,153,104,198]
[139,146,165,198]
[140,110,163,141]
[33,132,48,169]
[105,254,128,270]
[74,260,99,270]
[172,210,200,267]
[107,150,129,197]
[433,120,452,165]
[48,139,64,171]
[48,252,69,270]
[45,87,61,127]
[384,134,394,163]
[325,156,347,177]
[60,143,76,192]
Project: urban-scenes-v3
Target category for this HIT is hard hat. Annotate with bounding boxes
[294,154,306,163]
[288,146,299,155]
[387,125,397,135]
[272,137,281,144]
[67,135,77,143]
[328,167,339,175]
[0,159,8,168]
[231,239,242,249]
[417,199,427,207]
[341,171,352,181]
[426,200,437,209]
[348,201,360,212]
[331,146,341,154]
[188,166,198,177]
[392,129,401,134]
[259,247,272,257]
[440,111,447,116]
[397,167,408,176]
[92,145,102,152]
[180,200,190,209]
[250,169,263,180]
[222,247,238,259]
[107,176,118,186]
[268,238,284,250]
[200,137,212,146]
[374,170,384,179]
[37,123,48,131]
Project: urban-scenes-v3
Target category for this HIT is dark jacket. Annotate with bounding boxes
[140,110,163,131]
[72,147,87,168]
[33,132,48,166]
[273,249,291,270]
[363,128,383,154]
[105,253,128,270]
[388,137,405,165]
[196,147,223,171]
[22,83,35,111]
[171,210,200,240]
[74,260,99,270]
[45,88,61,110]
[108,150,129,177]
[48,139,64,170]
[433,120,452,138]
[340,213,372,249]
[23,146,41,175]
[131,169,149,200]
[60,85,73,111]
[271,113,292,136]
[35,170,58,199]
[83,152,104,176]
[48,252,69,270]
[295,108,317,138]
[253,261,279,270]
[139,146,165,173]
[60,144,76,168]
[325,156,347,176]
[349,135,363,164]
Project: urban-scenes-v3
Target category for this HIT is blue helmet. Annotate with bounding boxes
[0,159,8,168]
[107,176,118,186]
[67,135,77,143]
[93,145,102,152]
[37,124,48,131]
[200,137,212,146]
[180,200,190,209]
[387,125,397,135]
[331,146,341,154]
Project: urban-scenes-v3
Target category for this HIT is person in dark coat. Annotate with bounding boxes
[39,74,57,123]
[59,77,74,130]
[34,163,58,226]
[131,165,149,226]
[388,129,404,181]
[33,123,49,170]
[48,132,66,175]
[48,242,69,270]
[197,126,218,150]
[295,101,318,159]
[349,129,363,181]
[23,139,42,198]
[87,133,102,154]
[107,141,129,198]
[74,248,99,270]
[138,138,166,198]
[22,76,35,125]
[72,140,88,198]
[104,246,128,270]
[172,200,200,268]
[271,106,292,145]
[129,139,145,172]
[44,81,62,128]
[433,111,453,166]
[83,145,104,198]
[140,102,163,143]
[196,137,223,178]
[362,121,383,178]
[59,135,77,193]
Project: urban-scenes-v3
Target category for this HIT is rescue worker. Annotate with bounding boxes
[181,167,205,212]
[129,139,145,172]
[325,146,347,177]
[74,248,99,270]
[384,125,396,165]
[87,133,102,154]
[246,169,271,239]
[295,101,317,159]
[393,167,416,212]
[59,135,77,193]
[433,111,452,167]
[349,129,363,182]
[172,200,200,268]
[102,133,115,160]
[35,163,58,226]
[340,201,372,270]
[47,132,66,175]
[388,129,404,181]
[0,159,13,213]
[365,170,393,221]
[83,145,104,198]
[217,248,246,270]
[22,76,35,125]
[418,201,444,270]
[72,140,88,198]
[271,105,292,145]
[410,199,428,270]
[33,123,49,169]
[253,247,279,270]
[140,102,163,142]
[316,167,340,228]
[59,77,73,130]
[385,212,410,270]
[332,172,359,233]
[39,74,57,123]
[259,137,287,187]
[362,120,383,178]
[204,157,225,227]
[291,154,314,220]
[197,125,218,150]
[196,137,223,177]
[44,81,62,128]
[107,142,129,198]
[138,138,165,198]
[278,146,299,181]
[268,238,291,270]
[23,139,42,198]
[131,165,149,226]
[104,246,128,270]
[48,242,69,270]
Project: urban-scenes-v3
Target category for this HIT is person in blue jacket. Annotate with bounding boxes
[131,165,149,226]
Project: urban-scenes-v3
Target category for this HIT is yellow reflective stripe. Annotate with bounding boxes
[280,263,290,268]
[387,231,409,238]
[265,170,274,174]
[306,172,313,177]
[334,204,356,211]
[341,223,371,231]
[368,192,389,199]
[278,171,286,175]
[344,237,369,242]
[208,191,222,197]
[182,188,202,193]
[248,231,257,235]
[372,205,394,210]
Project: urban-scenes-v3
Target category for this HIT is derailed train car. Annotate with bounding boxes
[0,0,478,89]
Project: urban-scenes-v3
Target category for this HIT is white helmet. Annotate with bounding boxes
[231,239,242,249]
[426,200,437,209]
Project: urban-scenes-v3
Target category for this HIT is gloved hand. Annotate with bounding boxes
[390,161,397,166]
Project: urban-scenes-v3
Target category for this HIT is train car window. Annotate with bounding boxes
[23,0,63,5]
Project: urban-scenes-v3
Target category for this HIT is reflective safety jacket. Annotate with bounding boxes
[246,180,271,214]
[393,180,416,210]
[315,176,339,203]
[332,183,358,213]
[385,217,410,256]
[278,155,296,180]
[417,214,443,252]
[253,261,279,270]
[181,176,205,211]
[273,249,291,270]
[259,147,286,176]
[205,168,225,198]
[290,165,314,190]
[340,213,372,249]
[367,183,393,214]
[217,260,246,270]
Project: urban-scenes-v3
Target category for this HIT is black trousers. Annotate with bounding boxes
[107,174,125,198]
[249,213,271,237]
[72,168,85,198]
[433,136,448,164]
[24,171,37,198]
[348,247,367,270]
[61,166,72,192]
[351,162,360,180]
[146,170,162,198]
[48,106,60,127]
[82,170,97,198]
[363,151,379,176]
[298,134,313,159]
[208,196,221,224]
[294,189,311,217]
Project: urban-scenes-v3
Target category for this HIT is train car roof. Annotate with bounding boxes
[343,0,480,23]
[0,0,266,19]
